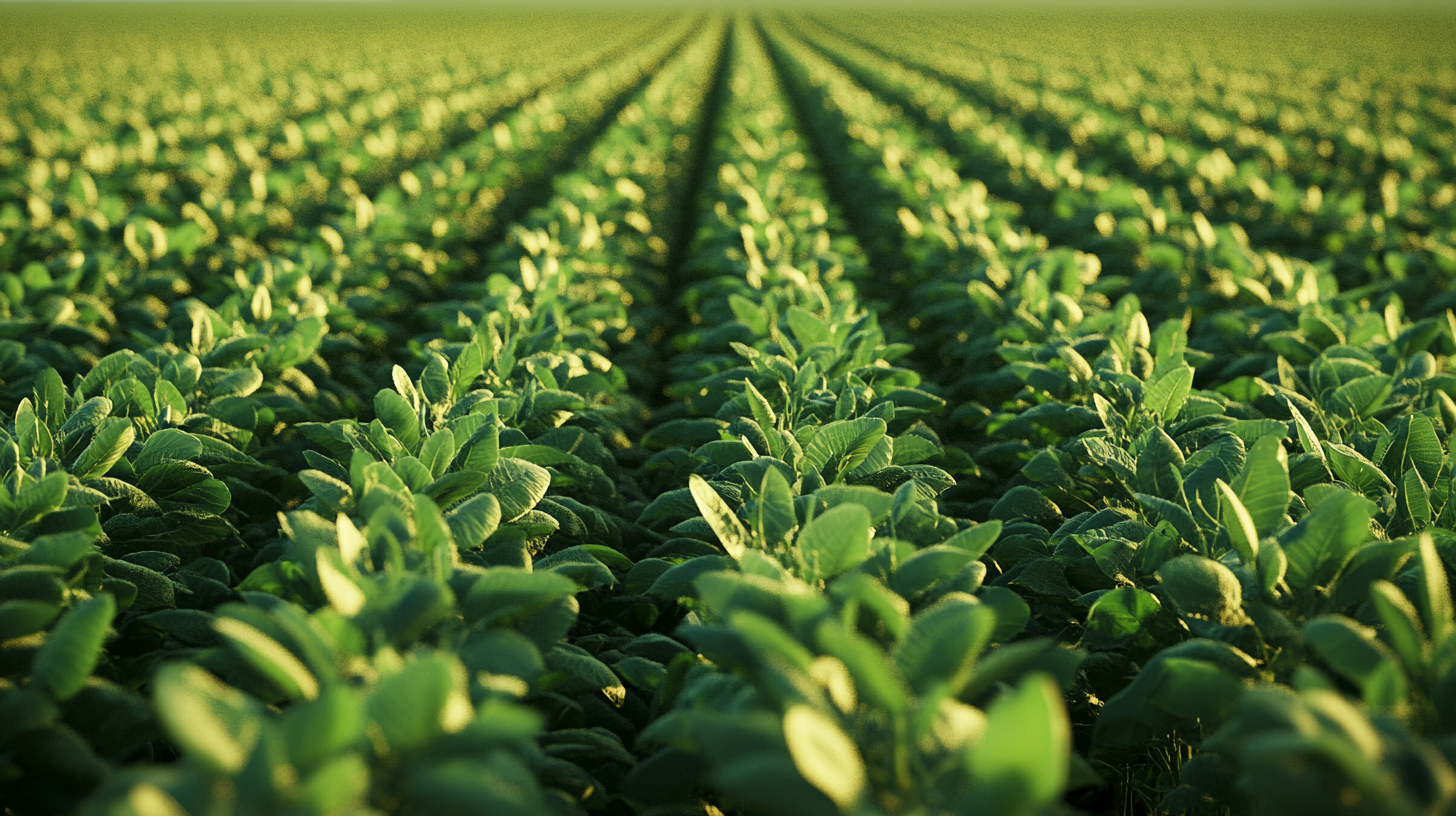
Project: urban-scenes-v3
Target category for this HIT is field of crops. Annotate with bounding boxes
[2,4,1456,815]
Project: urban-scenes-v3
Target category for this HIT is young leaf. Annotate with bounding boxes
[454,420,501,475]
[481,458,549,522]
[893,593,996,695]
[743,381,783,459]
[1402,467,1431,531]
[366,654,459,753]
[374,389,421,454]
[689,474,748,560]
[317,550,366,617]
[1215,479,1260,565]
[1279,489,1372,592]
[1137,428,1185,500]
[802,417,887,483]
[32,593,114,701]
[214,615,320,701]
[446,493,502,550]
[1369,581,1428,674]
[783,704,865,810]
[1080,587,1161,651]
[798,503,873,583]
[134,429,203,474]
[1417,532,1453,643]
[729,294,768,336]
[419,430,457,479]
[942,521,1002,560]
[1305,615,1409,712]
[755,468,797,547]
[153,662,264,773]
[1286,399,1325,462]
[1232,435,1290,538]
[71,417,135,481]
[1143,362,1194,421]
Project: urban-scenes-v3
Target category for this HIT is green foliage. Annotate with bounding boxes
[1,6,1455,816]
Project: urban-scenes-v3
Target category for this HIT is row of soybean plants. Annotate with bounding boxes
[763,14,1456,816]
[0,14,708,816]
[805,11,1456,288]
[0,8,675,409]
[774,9,1432,346]
[619,20,1072,816]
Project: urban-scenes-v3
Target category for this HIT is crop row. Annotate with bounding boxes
[783,13,1456,327]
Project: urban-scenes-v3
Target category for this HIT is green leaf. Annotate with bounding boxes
[214,614,320,701]
[32,593,114,700]
[210,365,264,399]
[1232,435,1290,538]
[9,471,68,530]
[1328,374,1392,419]
[299,470,352,512]
[545,642,626,707]
[134,429,203,474]
[1305,615,1409,712]
[893,593,996,695]
[689,474,749,560]
[536,546,616,590]
[0,599,62,640]
[942,521,1002,560]
[1081,587,1161,651]
[785,307,831,348]
[814,621,906,716]
[1324,442,1395,498]
[890,545,979,599]
[153,662,263,773]
[1403,414,1443,486]
[966,674,1070,812]
[1143,362,1194,421]
[374,389,421,454]
[744,381,783,458]
[1286,399,1325,462]
[1137,428,1185,500]
[420,429,457,479]
[71,417,135,480]
[1279,488,1373,592]
[480,458,549,522]
[783,704,865,810]
[367,654,461,753]
[729,294,768,335]
[446,493,501,550]
[454,420,500,474]
[1417,532,1453,643]
[1401,467,1432,531]
[1157,555,1249,627]
[461,569,578,629]
[1147,657,1243,723]
[317,549,366,616]
[405,755,546,816]
[421,470,487,508]
[1369,581,1427,675]
[798,503,873,583]
[34,367,66,431]
[22,531,97,569]
[810,485,895,524]
[802,417,887,483]
[1135,493,1201,549]
[282,687,364,769]
[1215,479,1260,565]
[755,467,797,547]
